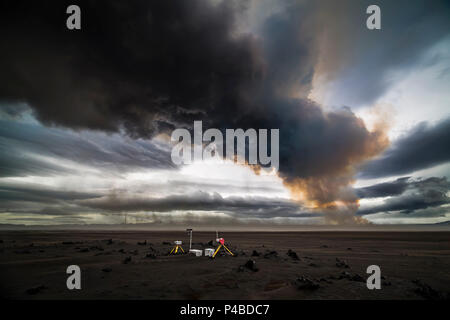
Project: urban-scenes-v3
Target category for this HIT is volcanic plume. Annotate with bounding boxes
[0,0,391,223]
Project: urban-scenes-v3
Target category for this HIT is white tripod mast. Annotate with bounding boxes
[186,228,193,250]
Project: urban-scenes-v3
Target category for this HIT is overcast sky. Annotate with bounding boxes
[0,0,449,226]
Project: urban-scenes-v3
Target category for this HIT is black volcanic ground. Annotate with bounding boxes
[0,231,449,299]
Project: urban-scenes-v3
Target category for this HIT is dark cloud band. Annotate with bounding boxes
[358,118,450,179]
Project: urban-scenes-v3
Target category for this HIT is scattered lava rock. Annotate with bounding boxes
[339,271,364,282]
[251,250,260,257]
[137,240,147,245]
[62,241,82,245]
[162,241,171,245]
[320,245,328,248]
[90,246,104,251]
[118,248,125,253]
[78,248,90,253]
[122,256,132,264]
[207,240,214,246]
[412,279,446,300]
[335,258,350,268]
[350,274,364,282]
[347,247,353,251]
[287,249,300,260]
[239,259,259,272]
[263,250,278,259]
[147,246,158,254]
[145,253,156,259]
[319,278,333,284]
[26,285,47,295]
[102,268,112,273]
[309,263,318,267]
[130,250,139,255]
[293,276,320,291]
[105,239,113,245]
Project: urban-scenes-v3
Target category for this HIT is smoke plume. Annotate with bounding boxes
[0,0,393,223]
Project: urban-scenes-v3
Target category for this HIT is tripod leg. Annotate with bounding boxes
[170,247,175,254]
[223,245,234,256]
[212,245,222,258]
[175,246,178,254]
[180,247,184,253]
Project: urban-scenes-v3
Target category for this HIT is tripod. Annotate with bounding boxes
[212,238,234,258]
[170,241,185,254]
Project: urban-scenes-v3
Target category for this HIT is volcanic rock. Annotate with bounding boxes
[263,250,278,259]
[240,259,259,272]
[26,285,47,295]
[293,276,320,290]
[122,256,132,264]
[335,258,349,268]
[287,249,300,260]
[412,279,446,300]
[251,250,260,257]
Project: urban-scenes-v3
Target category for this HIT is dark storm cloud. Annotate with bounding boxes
[166,180,284,194]
[256,0,316,98]
[0,189,317,221]
[1,0,447,223]
[0,183,102,218]
[355,177,410,198]
[0,202,95,217]
[357,176,450,215]
[0,185,101,203]
[358,118,450,179]
[0,118,174,177]
[0,147,76,177]
[308,0,450,106]
[0,103,30,119]
[0,0,264,137]
[0,0,392,216]
[80,191,312,219]
[384,206,449,219]
[4,216,89,224]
